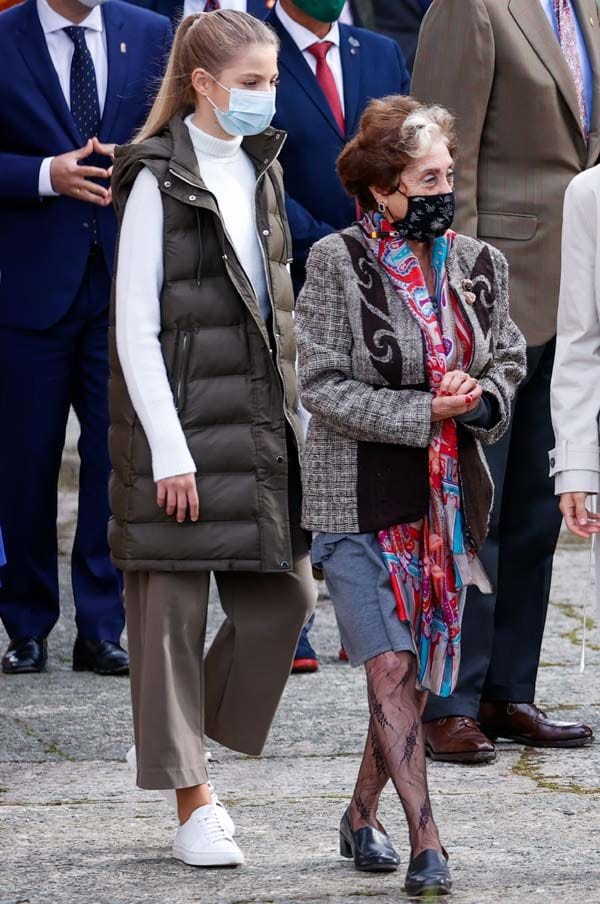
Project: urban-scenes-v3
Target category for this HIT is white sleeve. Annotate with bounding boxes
[555,469,599,495]
[550,177,600,496]
[38,157,59,197]
[115,167,196,482]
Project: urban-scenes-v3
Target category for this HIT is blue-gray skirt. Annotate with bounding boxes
[311,531,414,668]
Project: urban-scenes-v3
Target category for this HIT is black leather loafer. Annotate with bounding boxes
[2,637,47,674]
[405,849,452,897]
[72,637,129,675]
[339,808,400,872]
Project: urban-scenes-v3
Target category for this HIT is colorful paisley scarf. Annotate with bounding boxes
[363,213,488,697]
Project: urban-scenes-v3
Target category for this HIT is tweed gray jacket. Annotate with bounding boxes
[295,226,527,541]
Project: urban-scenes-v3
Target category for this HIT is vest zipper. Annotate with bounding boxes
[168,152,296,437]
[252,171,295,435]
[174,330,192,413]
[168,166,269,339]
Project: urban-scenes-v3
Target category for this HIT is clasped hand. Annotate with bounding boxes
[50,137,115,206]
[431,370,483,422]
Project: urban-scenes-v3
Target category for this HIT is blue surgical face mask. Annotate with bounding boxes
[207,75,276,137]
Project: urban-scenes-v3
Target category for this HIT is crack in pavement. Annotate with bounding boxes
[512,747,600,796]
[11,717,75,761]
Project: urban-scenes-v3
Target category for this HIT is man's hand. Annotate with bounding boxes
[92,137,116,161]
[156,473,200,524]
[559,492,600,539]
[50,139,112,206]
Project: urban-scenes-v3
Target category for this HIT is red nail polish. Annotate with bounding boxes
[466,395,473,404]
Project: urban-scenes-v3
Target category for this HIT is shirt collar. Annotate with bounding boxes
[275,1,340,53]
[37,0,104,35]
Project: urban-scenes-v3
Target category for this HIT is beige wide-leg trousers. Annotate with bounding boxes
[124,547,315,790]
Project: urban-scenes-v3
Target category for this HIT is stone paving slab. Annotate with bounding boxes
[0,427,599,904]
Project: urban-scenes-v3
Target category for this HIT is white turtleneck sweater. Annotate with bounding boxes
[116,117,271,482]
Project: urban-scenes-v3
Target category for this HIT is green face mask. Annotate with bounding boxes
[292,0,346,23]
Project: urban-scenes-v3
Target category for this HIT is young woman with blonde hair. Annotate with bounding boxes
[110,9,314,867]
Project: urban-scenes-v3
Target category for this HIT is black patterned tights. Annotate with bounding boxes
[348,650,442,857]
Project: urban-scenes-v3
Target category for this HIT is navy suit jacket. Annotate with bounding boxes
[267,11,409,285]
[125,0,272,22]
[0,0,171,330]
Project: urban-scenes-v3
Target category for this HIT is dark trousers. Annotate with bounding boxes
[0,251,124,642]
[425,339,563,719]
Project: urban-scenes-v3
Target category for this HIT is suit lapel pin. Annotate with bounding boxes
[120,42,127,54]
[349,36,360,55]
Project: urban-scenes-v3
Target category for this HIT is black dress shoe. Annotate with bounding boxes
[339,808,400,872]
[73,637,129,676]
[2,637,47,674]
[405,849,452,897]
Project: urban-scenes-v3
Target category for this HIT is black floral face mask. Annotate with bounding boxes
[391,191,455,243]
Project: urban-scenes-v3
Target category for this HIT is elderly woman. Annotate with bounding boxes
[295,95,526,898]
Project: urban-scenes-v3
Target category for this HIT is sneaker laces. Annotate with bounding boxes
[196,807,230,844]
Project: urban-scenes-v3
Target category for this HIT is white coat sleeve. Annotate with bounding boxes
[550,176,600,496]
[115,167,196,482]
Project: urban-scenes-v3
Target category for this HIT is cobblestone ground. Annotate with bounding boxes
[0,420,599,904]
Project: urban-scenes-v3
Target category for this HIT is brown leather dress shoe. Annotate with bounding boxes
[478,702,594,748]
[423,716,496,764]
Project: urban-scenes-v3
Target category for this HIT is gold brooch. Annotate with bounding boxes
[462,278,473,290]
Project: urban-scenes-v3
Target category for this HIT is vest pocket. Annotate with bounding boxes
[173,329,193,414]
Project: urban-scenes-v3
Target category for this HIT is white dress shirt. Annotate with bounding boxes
[275,1,345,114]
[36,0,108,197]
[339,2,353,25]
[183,0,247,15]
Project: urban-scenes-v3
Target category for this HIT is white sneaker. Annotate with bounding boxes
[125,745,235,836]
[173,804,244,867]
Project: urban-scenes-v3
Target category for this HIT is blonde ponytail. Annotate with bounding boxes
[135,10,279,143]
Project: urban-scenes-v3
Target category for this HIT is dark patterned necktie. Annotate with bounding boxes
[64,26,101,242]
[203,0,220,9]
[553,0,589,140]
[63,26,101,143]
